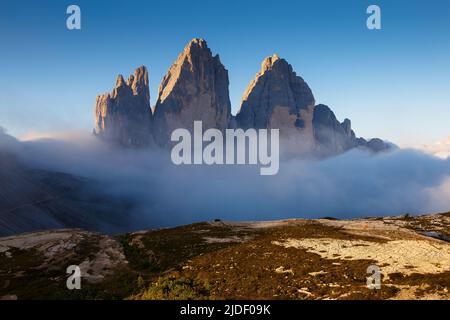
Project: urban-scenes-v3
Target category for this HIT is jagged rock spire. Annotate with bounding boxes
[91,40,390,155]
[94,65,153,147]
[236,54,316,155]
[237,54,315,130]
[153,38,231,146]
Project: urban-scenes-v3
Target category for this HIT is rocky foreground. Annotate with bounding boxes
[0,213,449,300]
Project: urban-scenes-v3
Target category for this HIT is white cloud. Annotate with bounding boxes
[2,128,450,229]
[412,136,450,159]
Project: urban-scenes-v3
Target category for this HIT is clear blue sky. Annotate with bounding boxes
[0,0,449,145]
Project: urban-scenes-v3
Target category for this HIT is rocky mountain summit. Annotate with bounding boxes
[153,38,231,146]
[311,104,390,156]
[93,38,391,155]
[236,54,316,155]
[313,104,357,156]
[94,66,153,147]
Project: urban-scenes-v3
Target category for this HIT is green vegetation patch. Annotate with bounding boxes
[129,276,211,300]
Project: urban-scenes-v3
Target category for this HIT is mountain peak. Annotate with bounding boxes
[152,38,231,146]
[184,38,208,52]
[130,65,149,100]
[94,66,152,147]
[91,38,390,155]
[261,54,283,70]
[261,54,297,74]
[238,55,315,132]
[115,74,125,87]
[179,38,213,63]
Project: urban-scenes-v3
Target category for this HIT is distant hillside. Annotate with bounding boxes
[0,152,134,236]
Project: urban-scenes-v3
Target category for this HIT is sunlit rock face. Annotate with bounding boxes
[236,54,392,156]
[236,55,316,155]
[91,39,392,155]
[152,38,231,147]
[94,66,153,147]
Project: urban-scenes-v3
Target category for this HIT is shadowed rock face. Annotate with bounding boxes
[365,138,392,152]
[312,104,393,155]
[236,55,316,155]
[0,152,134,237]
[237,55,315,129]
[94,66,153,147]
[313,104,357,156]
[153,38,231,146]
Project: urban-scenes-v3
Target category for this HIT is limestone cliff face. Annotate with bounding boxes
[92,39,391,155]
[94,66,153,147]
[153,38,231,146]
[312,104,393,155]
[357,137,392,153]
[236,55,316,155]
[312,104,357,156]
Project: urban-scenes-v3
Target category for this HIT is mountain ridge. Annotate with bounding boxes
[93,38,392,155]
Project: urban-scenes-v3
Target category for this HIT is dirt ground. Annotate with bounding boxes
[0,213,449,300]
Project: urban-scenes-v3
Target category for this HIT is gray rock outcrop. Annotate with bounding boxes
[94,66,153,147]
[92,39,392,155]
[312,104,357,156]
[357,137,392,152]
[153,38,231,146]
[312,104,392,155]
[236,54,316,155]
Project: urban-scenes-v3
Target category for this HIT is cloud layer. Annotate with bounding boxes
[413,137,450,160]
[1,128,449,230]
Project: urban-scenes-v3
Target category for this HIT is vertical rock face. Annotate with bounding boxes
[236,55,316,155]
[365,138,392,152]
[312,104,357,156]
[153,38,231,146]
[313,104,392,155]
[94,66,152,147]
[92,39,391,155]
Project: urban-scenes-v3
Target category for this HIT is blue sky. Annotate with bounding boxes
[0,0,449,145]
